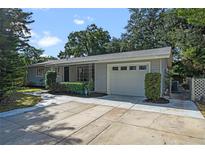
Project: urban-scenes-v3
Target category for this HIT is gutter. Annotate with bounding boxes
[28,54,170,68]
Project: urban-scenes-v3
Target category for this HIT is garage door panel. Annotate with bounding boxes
[108,63,149,96]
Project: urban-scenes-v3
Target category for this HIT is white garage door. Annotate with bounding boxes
[108,62,150,96]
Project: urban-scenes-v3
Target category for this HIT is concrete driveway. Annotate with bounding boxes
[1,101,205,145]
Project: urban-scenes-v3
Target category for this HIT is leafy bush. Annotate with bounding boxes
[53,82,65,92]
[60,82,86,94]
[145,73,161,101]
[45,71,57,90]
[84,80,94,96]
[182,83,189,90]
[85,80,94,91]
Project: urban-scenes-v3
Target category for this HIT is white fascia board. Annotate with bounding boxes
[29,54,170,68]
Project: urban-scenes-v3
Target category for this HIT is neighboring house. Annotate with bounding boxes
[27,47,172,97]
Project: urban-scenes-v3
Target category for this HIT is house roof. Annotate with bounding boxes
[29,47,171,67]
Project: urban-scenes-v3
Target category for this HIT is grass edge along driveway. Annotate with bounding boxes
[0,87,43,112]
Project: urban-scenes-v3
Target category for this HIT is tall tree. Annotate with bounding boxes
[124,8,170,50]
[58,24,111,58]
[20,47,44,65]
[177,8,205,26]
[0,9,38,96]
[38,55,58,63]
[104,37,135,53]
[170,9,205,77]
[124,8,205,77]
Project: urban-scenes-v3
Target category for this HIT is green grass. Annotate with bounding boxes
[17,87,44,93]
[0,93,42,112]
[196,102,205,118]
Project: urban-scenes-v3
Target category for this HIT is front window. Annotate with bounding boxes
[36,67,44,77]
[55,67,60,76]
[77,65,89,81]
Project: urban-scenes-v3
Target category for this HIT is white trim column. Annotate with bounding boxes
[160,59,163,96]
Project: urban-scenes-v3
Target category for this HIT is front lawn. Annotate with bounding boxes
[17,87,44,93]
[196,102,205,118]
[0,93,42,112]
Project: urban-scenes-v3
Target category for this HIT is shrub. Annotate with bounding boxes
[45,71,57,90]
[84,80,94,96]
[53,82,65,92]
[60,82,86,94]
[145,73,161,101]
[86,80,94,91]
[182,83,189,90]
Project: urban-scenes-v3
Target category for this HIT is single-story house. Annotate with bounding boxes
[27,47,172,97]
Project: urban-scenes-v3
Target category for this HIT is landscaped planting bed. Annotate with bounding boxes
[195,102,205,118]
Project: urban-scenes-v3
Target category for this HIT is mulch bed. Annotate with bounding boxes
[195,101,205,118]
[144,97,170,104]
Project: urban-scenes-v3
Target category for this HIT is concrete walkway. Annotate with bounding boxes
[0,93,203,119]
[1,101,205,145]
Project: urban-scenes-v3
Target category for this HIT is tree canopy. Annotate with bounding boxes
[58,8,205,77]
[58,24,111,58]
[123,8,205,77]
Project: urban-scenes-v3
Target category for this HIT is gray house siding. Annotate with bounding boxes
[27,67,45,86]
[151,59,160,73]
[94,63,107,93]
[56,66,64,82]
[27,66,64,86]
[28,58,168,96]
[94,59,162,94]
[161,59,169,94]
[69,65,77,82]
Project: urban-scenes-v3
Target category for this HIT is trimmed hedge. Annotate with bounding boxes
[45,71,57,90]
[145,73,161,101]
[60,82,86,94]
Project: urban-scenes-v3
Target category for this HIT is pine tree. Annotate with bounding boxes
[0,9,34,97]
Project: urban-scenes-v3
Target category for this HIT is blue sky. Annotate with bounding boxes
[24,8,130,57]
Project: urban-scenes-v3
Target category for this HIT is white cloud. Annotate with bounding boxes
[42,31,51,35]
[40,53,49,57]
[73,15,94,25]
[30,30,62,48]
[73,19,85,25]
[30,30,39,38]
[37,35,62,47]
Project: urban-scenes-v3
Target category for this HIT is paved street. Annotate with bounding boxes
[1,101,205,145]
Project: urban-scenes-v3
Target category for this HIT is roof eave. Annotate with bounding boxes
[28,54,170,68]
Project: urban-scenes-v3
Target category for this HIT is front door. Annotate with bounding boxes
[64,67,69,82]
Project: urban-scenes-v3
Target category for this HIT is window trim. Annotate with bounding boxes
[36,67,44,77]
[55,67,61,76]
[77,65,89,82]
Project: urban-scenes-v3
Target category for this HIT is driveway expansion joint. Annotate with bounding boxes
[118,121,205,140]
[53,106,114,144]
